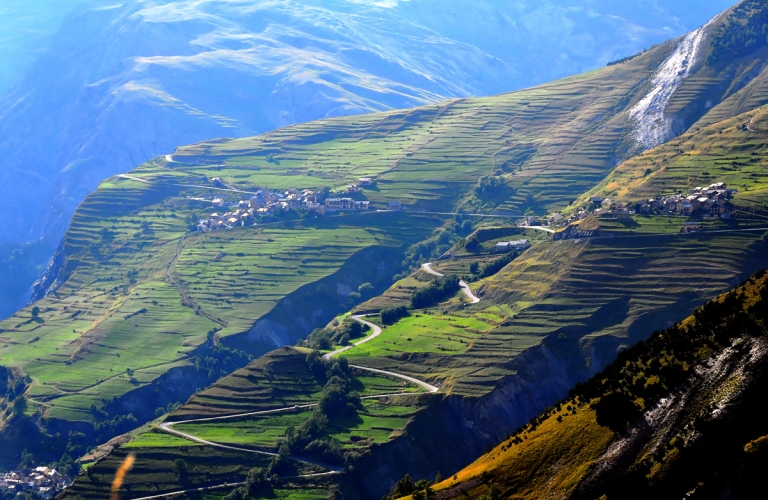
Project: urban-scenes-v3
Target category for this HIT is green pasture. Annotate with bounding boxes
[341,314,495,360]
[172,400,417,451]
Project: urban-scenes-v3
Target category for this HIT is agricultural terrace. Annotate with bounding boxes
[0,174,440,421]
[332,221,767,397]
[164,347,427,455]
[583,104,768,214]
[152,45,669,218]
[61,348,428,500]
[61,443,327,500]
[0,42,699,426]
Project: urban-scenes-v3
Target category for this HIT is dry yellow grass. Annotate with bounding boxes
[423,407,614,499]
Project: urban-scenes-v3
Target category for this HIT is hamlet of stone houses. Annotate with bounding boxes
[0,467,71,499]
[195,177,392,232]
[519,182,738,230]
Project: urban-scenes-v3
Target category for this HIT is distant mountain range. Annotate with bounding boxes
[0,0,736,319]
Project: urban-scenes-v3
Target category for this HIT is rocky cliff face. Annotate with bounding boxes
[574,335,768,499]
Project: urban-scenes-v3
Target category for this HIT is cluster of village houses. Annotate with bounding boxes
[590,182,736,219]
[520,182,736,231]
[196,177,402,232]
[0,467,70,499]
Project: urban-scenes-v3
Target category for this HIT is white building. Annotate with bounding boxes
[496,239,531,251]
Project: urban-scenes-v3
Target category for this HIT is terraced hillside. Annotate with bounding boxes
[0,174,441,465]
[4,0,768,484]
[583,103,768,212]
[419,270,768,500]
[330,220,767,399]
[0,33,669,467]
[61,347,429,500]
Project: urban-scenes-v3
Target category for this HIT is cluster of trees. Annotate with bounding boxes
[709,0,768,64]
[474,176,505,198]
[193,330,252,382]
[395,228,460,281]
[0,367,30,419]
[468,251,519,280]
[607,52,641,66]
[222,466,278,500]
[278,352,360,464]
[463,235,481,252]
[411,275,461,309]
[303,320,370,350]
[383,472,500,500]
[382,473,436,500]
[381,306,409,325]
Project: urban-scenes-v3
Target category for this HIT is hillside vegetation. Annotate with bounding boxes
[4,1,768,492]
[61,347,427,500]
[0,36,677,466]
[421,270,768,500]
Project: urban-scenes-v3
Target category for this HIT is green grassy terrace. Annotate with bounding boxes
[0,178,439,421]
[62,348,427,500]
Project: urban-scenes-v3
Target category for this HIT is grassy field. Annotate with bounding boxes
[173,398,418,451]
[342,314,495,359]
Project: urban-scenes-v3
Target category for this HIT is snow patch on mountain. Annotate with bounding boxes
[627,17,716,151]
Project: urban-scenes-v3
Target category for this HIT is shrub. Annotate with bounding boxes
[358,283,374,297]
[303,320,369,349]
[381,306,409,325]
[464,236,480,251]
[411,275,461,309]
[593,392,641,433]
[12,396,27,417]
[474,176,505,198]
[173,459,188,480]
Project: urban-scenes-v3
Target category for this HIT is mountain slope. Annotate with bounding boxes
[424,270,768,500]
[0,0,740,321]
[582,103,768,208]
[2,1,768,487]
[2,0,734,246]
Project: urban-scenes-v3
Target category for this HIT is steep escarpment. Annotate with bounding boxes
[427,270,768,500]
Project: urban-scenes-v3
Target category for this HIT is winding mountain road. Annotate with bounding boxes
[129,313,439,499]
[421,263,481,304]
[324,315,382,360]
